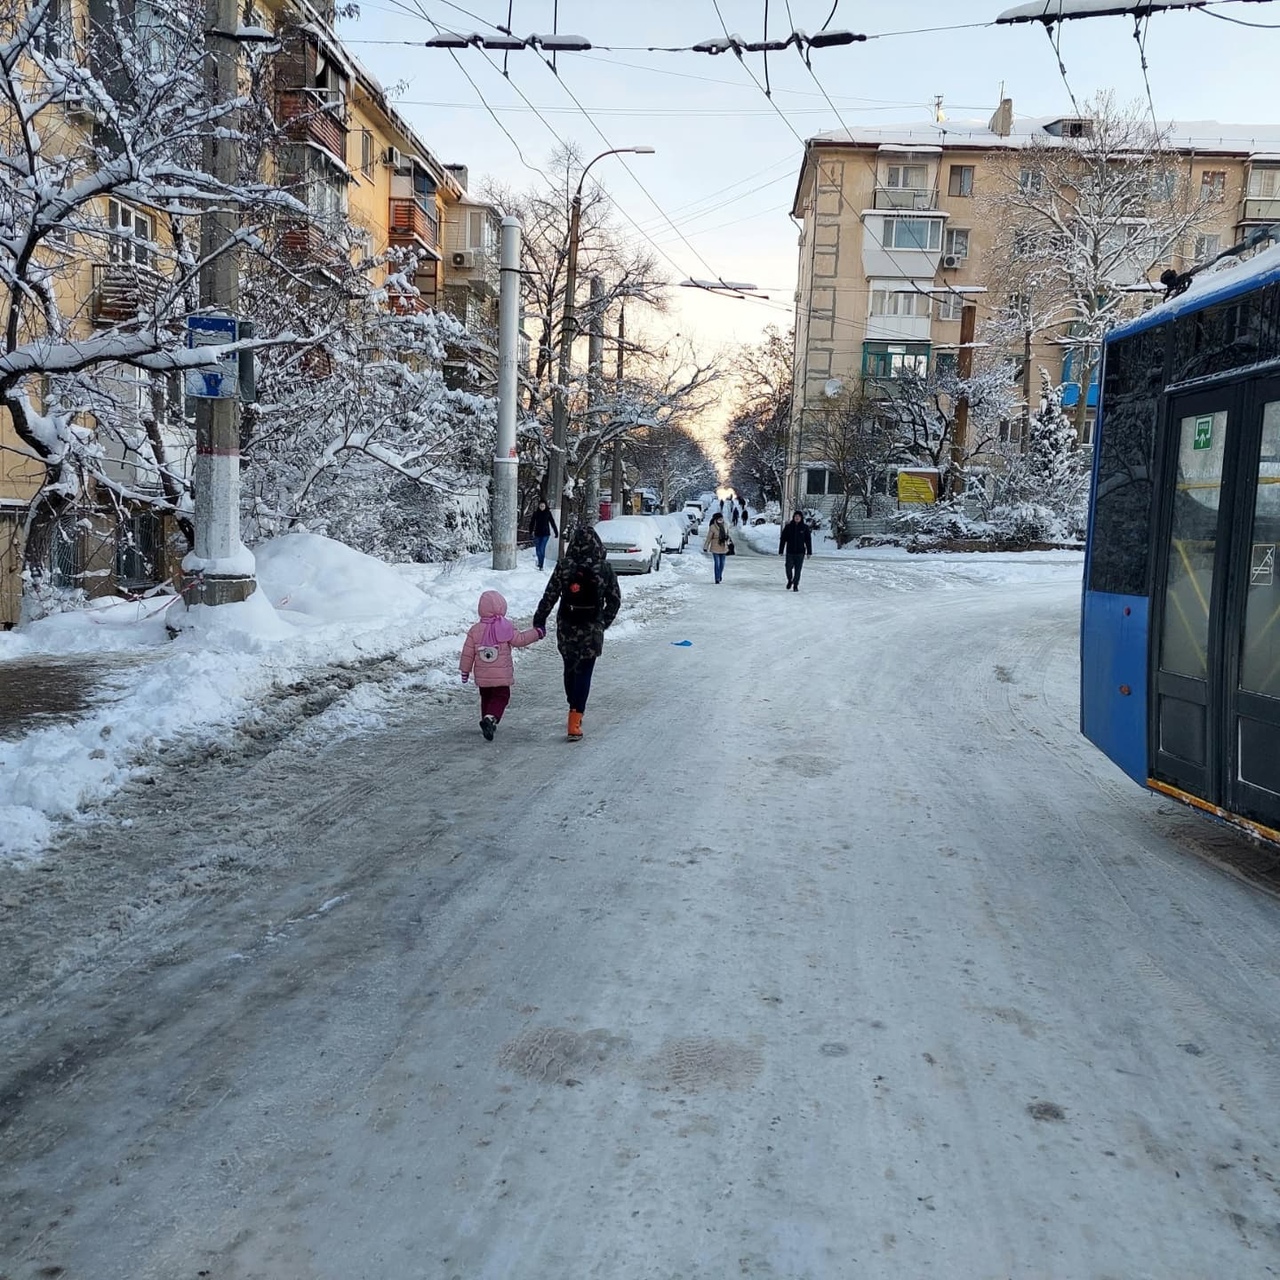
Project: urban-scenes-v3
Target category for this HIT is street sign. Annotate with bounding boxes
[185,314,239,399]
[1193,415,1214,450]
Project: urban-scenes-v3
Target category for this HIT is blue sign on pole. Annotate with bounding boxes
[185,314,239,399]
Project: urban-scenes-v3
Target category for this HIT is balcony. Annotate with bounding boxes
[1242,195,1280,223]
[91,262,162,325]
[389,198,441,254]
[277,88,347,165]
[280,218,347,267]
[873,186,938,211]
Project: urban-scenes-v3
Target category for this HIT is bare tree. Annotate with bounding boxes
[804,386,902,540]
[986,92,1210,440]
[0,0,308,605]
[723,325,791,506]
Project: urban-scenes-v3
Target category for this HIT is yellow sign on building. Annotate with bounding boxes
[897,469,939,505]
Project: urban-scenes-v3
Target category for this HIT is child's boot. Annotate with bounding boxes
[481,715,497,741]
[567,710,583,741]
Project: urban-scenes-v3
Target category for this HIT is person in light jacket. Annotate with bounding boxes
[460,590,545,740]
[778,510,813,591]
[703,511,731,584]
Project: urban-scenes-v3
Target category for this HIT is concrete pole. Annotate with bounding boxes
[185,0,254,606]
[491,217,522,569]
[610,301,625,511]
[1021,321,1033,453]
[548,190,582,555]
[584,275,604,523]
[951,303,976,500]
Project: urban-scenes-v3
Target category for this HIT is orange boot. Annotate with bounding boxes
[567,710,583,741]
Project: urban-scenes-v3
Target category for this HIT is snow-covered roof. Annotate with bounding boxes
[808,117,1280,155]
[1109,241,1280,341]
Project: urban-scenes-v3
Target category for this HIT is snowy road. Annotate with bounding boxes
[5,546,1280,1278]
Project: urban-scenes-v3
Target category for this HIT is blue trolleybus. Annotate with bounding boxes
[1082,247,1280,845]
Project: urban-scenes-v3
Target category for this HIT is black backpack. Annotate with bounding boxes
[561,564,600,623]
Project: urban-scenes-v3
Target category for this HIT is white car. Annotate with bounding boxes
[646,512,688,554]
[681,501,704,530]
[594,516,663,574]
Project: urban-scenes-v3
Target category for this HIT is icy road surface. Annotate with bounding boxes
[5,547,1280,1279]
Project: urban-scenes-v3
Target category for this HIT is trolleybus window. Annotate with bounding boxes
[1088,329,1162,597]
[1241,401,1280,701]
[1159,409,1228,681]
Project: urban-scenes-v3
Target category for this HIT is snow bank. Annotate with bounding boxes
[0,534,700,862]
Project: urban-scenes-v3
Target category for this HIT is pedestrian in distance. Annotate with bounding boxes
[530,500,558,570]
[778,509,813,591]
[460,590,546,740]
[704,511,732,584]
[533,525,623,741]
[730,505,740,527]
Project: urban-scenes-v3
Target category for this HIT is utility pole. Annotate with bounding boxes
[610,299,625,515]
[1021,321,1033,453]
[547,147,653,553]
[491,216,521,569]
[184,0,254,607]
[951,302,976,500]
[584,275,604,523]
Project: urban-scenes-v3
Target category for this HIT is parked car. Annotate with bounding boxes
[594,516,663,574]
[646,512,687,554]
[681,501,704,530]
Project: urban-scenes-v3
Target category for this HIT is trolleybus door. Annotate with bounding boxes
[1151,393,1232,803]
[1225,389,1280,830]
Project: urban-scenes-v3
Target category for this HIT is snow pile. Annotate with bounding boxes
[0,534,697,862]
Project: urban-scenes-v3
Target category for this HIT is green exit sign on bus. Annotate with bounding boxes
[1194,416,1214,450]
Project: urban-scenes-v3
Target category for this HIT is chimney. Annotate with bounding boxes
[988,98,1013,138]
[444,164,469,192]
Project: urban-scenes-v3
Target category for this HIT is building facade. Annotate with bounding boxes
[787,101,1275,513]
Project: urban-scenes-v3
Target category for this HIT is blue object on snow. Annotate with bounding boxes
[671,640,693,647]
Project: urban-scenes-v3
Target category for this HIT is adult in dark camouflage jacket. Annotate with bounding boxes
[532,525,622,741]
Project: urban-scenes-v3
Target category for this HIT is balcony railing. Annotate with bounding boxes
[388,198,441,252]
[277,88,348,165]
[873,186,938,211]
[280,218,347,266]
[1242,195,1280,223]
[91,262,162,324]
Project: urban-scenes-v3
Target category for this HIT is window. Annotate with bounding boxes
[934,351,958,377]
[34,0,70,58]
[862,342,929,379]
[944,227,969,259]
[948,165,974,197]
[1007,292,1031,322]
[1194,232,1221,262]
[1248,166,1280,199]
[886,163,928,190]
[870,288,928,317]
[805,468,827,496]
[883,217,942,252]
[1011,228,1037,259]
[359,129,374,179]
[1018,169,1043,195]
[936,293,963,322]
[1200,170,1227,201]
[107,201,152,266]
[1148,170,1177,202]
[134,0,179,67]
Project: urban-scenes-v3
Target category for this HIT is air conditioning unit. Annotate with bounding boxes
[452,250,476,269]
[382,145,403,169]
[941,254,961,269]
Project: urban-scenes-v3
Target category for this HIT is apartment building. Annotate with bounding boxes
[0,0,501,626]
[787,101,1277,511]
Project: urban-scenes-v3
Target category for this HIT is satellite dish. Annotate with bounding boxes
[823,377,843,398]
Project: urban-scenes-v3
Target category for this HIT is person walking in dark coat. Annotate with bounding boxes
[529,500,558,570]
[778,510,813,591]
[533,525,623,740]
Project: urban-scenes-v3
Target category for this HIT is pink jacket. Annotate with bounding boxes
[460,590,542,687]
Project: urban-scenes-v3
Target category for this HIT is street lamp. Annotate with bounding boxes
[547,147,654,543]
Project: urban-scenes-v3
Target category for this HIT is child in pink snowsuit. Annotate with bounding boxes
[460,589,545,740]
